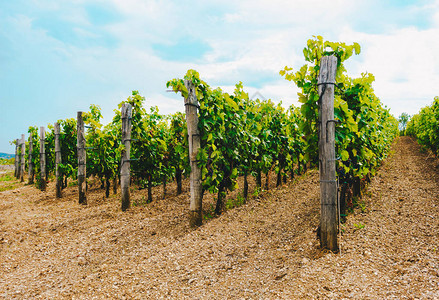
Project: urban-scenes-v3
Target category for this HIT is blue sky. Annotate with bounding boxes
[1,0,439,153]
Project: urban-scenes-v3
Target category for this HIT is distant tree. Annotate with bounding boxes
[398,112,410,136]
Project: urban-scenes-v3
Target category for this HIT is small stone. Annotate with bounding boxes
[77,256,87,266]
[274,272,287,280]
[188,278,196,284]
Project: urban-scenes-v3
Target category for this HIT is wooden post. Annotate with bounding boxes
[176,167,182,195]
[77,112,87,204]
[14,139,19,178]
[39,127,46,191]
[184,79,203,227]
[121,103,132,211]
[28,135,34,184]
[318,55,338,252]
[20,134,25,182]
[112,177,117,195]
[55,122,62,198]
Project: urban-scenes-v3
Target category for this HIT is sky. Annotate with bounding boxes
[1,0,439,153]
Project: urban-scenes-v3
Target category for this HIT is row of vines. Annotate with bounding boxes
[406,96,439,153]
[13,36,398,220]
[20,101,190,203]
[18,86,307,211]
[280,37,398,216]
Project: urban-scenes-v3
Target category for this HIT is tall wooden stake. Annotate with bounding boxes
[14,139,19,178]
[55,122,62,198]
[318,55,338,252]
[40,127,46,191]
[77,112,87,204]
[20,134,25,182]
[184,79,203,227]
[121,103,132,211]
[28,135,34,184]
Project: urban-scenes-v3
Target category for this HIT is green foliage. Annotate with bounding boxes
[168,70,305,213]
[252,186,261,198]
[115,91,188,201]
[353,223,365,230]
[132,196,148,207]
[202,204,216,220]
[84,104,119,195]
[23,121,76,188]
[68,180,78,187]
[225,193,245,210]
[27,126,40,185]
[0,184,17,192]
[280,35,361,163]
[45,124,55,178]
[0,173,14,182]
[398,112,410,135]
[281,36,398,188]
[17,90,188,201]
[58,118,77,185]
[11,36,398,216]
[168,71,244,210]
[0,157,14,165]
[407,97,439,153]
[169,111,190,181]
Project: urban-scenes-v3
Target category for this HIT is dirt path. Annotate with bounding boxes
[0,136,438,299]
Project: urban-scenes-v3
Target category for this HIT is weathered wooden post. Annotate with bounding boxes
[54,122,62,198]
[112,177,118,195]
[39,127,46,191]
[20,134,25,182]
[184,79,203,227]
[121,103,132,211]
[14,139,19,178]
[28,135,34,184]
[77,112,87,204]
[318,55,338,251]
[176,167,182,195]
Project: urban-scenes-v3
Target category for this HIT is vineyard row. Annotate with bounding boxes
[10,37,399,250]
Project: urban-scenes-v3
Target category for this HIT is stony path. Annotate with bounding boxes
[292,136,439,299]
[0,136,438,299]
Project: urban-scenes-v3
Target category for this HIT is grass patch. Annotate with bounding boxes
[203,204,216,220]
[133,196,148,207]
[0,185,17,192]
[68,180,78,187]
[225,193,245,210]
[351,196,367,213]
[353,223,365,230]
[252,187,261,198]
[0,173,15,182]
[0,172,18,191]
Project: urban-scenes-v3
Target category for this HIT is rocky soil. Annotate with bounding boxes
[0,136,438,299]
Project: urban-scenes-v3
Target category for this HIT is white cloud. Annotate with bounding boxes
[221,0,357,26]
[92,0,439,119]
[339,25,439,116]
[3,0,439,152]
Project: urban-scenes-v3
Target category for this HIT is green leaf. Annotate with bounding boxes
[225,96,239,111]
[341,150,349,161]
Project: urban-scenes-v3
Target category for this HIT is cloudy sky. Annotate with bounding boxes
[1,0,439,153]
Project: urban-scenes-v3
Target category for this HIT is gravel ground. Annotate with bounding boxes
[0,136,438,299]
[0,165,14,175]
